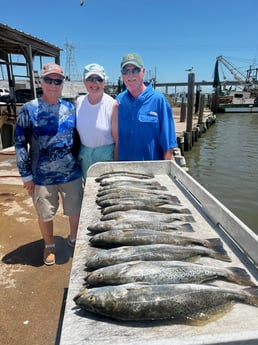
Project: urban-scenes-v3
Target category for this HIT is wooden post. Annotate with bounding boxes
[198,94,205,124]
[195,87,200,114]
[184,73,195,151]
[184,131,192,151]
[186,73,194,132]
[180,102,186,122]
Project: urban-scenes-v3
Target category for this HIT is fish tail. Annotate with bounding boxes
[179,223,194,232]
[244,287,258,306]
[210,244,231,262]
[227,267,256,286]
[205,237,224,248]
[175,208,192,214]
[184,215,195,222]
[159,186,168,190]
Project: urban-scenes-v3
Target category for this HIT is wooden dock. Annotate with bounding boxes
[172,106,216,155]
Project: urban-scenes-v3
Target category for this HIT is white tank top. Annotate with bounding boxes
[76,93,115,147]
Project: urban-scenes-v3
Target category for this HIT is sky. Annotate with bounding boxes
[1,0,258,93]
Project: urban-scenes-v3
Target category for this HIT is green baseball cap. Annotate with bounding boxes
[120,53,144,69]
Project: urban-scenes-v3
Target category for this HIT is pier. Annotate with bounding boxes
[0,22,216,345]
[0,75,216,345]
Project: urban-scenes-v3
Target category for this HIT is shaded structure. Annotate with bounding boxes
[0,23,62,147]
[0,23,62,111]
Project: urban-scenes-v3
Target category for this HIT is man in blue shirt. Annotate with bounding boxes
[15,62,83,265]
[112,53,178,161]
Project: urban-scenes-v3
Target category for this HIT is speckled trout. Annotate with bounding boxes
[95,171,154,182]
[86,243,231,271]
[97,186,172,197]
[97,194,181,208]
[87,220,194,233]
[101,203,191,215]
[97,182,168,193]
[74,283,258,322]
[99,176,164,187]
[85,260,255,287]
[100,209,195,222]
[89,228,222,248]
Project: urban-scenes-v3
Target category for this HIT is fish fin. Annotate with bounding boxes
[227,267,256,286]
[211,244,231,262]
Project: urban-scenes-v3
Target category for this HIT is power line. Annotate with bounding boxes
[64,41,80,81]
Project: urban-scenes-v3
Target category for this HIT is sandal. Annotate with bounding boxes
[43,244,55,265]
[67,236,76,248]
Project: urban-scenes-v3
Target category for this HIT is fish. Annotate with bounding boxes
[100,209,195,222]
[97,183,171,198]
[98,198,172,209]
[74,283,258,322]
[87,220,194,233]
[100,203,191,215]
[99,180,168,193]
[96,193,181,207]
[86,243,231,271]
[85,260,255,287]
[97,183,169,197]
[95,171,154,182]
[89,228,221,248]
[99,176,161,187]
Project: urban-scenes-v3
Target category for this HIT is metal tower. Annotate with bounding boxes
[64,41,80,81]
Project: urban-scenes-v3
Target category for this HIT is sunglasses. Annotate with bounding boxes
[42,76,64,85]
[86,76,104,83]
[121,66,141,75]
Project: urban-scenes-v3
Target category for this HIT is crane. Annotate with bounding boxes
[216,56,247,84]
[216,55,258,90]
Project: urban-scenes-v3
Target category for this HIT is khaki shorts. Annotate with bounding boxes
[31,178,83,222]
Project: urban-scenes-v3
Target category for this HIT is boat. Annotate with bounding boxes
[212,55,258,113]
[218,90,258,113]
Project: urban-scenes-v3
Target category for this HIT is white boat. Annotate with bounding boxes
[213,56,258,113]
[218,90,258,113]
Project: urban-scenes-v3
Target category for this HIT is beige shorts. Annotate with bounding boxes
[31,178,83,222]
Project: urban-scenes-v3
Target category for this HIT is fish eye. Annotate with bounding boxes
[88,295,95,303]
[97,274,103,280]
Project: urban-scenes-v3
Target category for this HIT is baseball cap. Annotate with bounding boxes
[83,63,106,80]
[120,53,144,69]
[41,62,64,78]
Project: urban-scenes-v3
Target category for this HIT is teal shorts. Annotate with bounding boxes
[78,143,114,181]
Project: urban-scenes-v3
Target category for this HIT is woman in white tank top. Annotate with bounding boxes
[76,63,116,182]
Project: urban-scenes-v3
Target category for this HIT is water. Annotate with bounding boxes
[184,112,258,235]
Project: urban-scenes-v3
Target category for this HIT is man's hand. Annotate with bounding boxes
[23,180,35,192]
